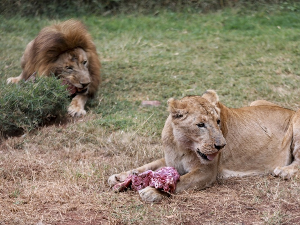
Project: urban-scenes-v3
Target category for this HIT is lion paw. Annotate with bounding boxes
[68,95,88,117]
[108,174,121,187]
[273,166,297,180]
[7,77,21,84]
[68,105,86,117]
[138,186,164,203]
[108,172,129,187]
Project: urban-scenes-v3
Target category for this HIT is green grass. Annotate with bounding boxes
[1,8,300,136]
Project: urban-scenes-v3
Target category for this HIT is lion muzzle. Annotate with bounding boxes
[76,81,90,94]
[214,142,226,151]
[214,136,227,151]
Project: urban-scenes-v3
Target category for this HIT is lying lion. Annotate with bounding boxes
[108,90,300,202]
[7,19,101,117]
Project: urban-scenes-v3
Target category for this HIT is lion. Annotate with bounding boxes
[108,90,300,202]
[7,19,101,117]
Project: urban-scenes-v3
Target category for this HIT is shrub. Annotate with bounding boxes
[0,76,69,135]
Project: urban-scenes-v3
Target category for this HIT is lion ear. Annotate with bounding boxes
[167,98,187,119]
[202,90,219,105]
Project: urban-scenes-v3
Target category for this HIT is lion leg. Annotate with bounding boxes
[108,158,166,188]
[274,110,300,179]
[175,166,217,193]
[68,94,88,117]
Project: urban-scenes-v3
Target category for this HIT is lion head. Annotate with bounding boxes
[167,90,226,162]
[19,19,100,98]
[55,48,91,95]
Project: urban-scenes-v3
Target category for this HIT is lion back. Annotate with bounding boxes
[23,19,101,97]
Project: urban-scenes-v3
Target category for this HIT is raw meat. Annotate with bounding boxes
[113,167,180,193]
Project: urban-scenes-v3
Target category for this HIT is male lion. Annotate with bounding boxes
[7,19,101,117]
[108,90,300,202]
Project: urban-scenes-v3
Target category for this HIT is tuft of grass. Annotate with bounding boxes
[0,77,69,135]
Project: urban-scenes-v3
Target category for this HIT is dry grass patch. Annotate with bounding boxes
[0,116,164,224]
[1,118,300,224]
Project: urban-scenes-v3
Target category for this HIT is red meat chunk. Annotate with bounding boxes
[113,167,180,193]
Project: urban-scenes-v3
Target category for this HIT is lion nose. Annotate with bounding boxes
[80,82,90,88]
[214,143,226,151]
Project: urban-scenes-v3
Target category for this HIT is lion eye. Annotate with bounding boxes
[83,60,87,65]
[217,119,221,125]
[66,66,73,70]
[197,123,205,128]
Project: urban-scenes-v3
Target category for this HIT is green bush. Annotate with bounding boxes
[0,77,69,135]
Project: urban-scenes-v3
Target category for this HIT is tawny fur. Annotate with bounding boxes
[7,19,101,116]
[108,90,300,202]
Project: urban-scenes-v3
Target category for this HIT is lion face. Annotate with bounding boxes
[168,94,226,162]
[54,48,91,95]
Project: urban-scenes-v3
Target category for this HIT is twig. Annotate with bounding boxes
[131,113,154,138]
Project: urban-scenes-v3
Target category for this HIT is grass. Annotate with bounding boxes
[89,10,300,134]
[1,7,300,224]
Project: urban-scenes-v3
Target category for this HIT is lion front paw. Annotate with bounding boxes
[108,174,121,187]
[108,172,130,188]
[7,77,21,84]
[68,105,86,117]
[273,166,297,180]
[68,95,88,117]
[138,186,164,203]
